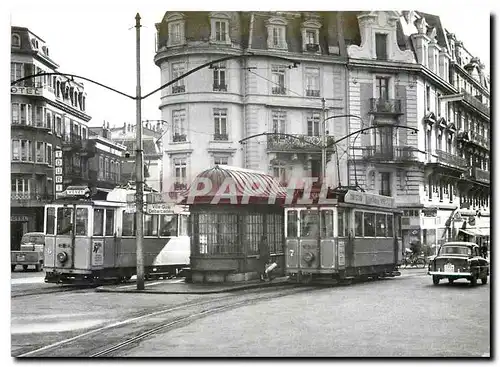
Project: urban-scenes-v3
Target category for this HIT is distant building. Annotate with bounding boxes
[109,122,164,192]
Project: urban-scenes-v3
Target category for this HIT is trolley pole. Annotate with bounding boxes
[320,98,327,185]
[135,13,145,290]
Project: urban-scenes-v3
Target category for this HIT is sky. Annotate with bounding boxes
[4,0,495,129]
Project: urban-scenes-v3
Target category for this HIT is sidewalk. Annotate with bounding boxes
[96,276,291,295]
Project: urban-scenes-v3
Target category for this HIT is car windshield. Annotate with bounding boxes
[440,246,471,256]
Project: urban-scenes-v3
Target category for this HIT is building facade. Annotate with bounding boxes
[10,27,127,248]
[155,11,349,192]
[110,122,164,192]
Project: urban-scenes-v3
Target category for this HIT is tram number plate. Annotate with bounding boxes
[444,264,455,273]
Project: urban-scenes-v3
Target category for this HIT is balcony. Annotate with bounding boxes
[461,89,490,116]
[305,43,319,52]
[369,98,402,115]
[306,89,320,97]
[174,182,187,191]
[433,150,468,170]
[363,146,418,162]
[468,131,489,150]
[172,85,185,94]
[172,134,187,143]
[213,133,229,141]
[272,86,286,95]
[471,167,490,184]
[267,134,336,153]
[213,84,227,92]
[62,133,83,151]
[11,119,51,131]
[11,192,54,207]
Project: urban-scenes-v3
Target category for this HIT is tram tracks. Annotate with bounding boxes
[17,285,312,357]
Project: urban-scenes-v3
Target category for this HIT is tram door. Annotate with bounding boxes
[285,210,299,269]
[319,209,335,269]
[299,209,320,270]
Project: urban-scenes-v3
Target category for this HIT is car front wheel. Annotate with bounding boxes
[481,276,488,285]
[432,276,440,285]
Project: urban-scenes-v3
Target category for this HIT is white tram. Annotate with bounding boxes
[43,187,190,284]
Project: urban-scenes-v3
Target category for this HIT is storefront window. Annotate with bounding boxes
[267,213,283,254]
[246,213,263,254]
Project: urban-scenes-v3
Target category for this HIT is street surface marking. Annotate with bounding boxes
[11,277,45,285]
[11,319,105,334]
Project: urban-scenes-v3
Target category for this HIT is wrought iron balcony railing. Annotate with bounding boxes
[369,98,402,115]
[213,133,229,141]
[174,182,187,191]
[363,146,418,161]
[272,86,286,95]
[305,43,319,52]
[213,84,227,92]
[434,149,468,169]
[468,131,489,149]
[172,85,186,94]
[11,192,54,202]
[306,89,320,97]
[461,89,490,116]
[267,134,336,152]
[172,134,187,142]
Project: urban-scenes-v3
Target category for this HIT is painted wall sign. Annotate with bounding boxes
[11,86,43,96]
[92,240,104,266]
[54,149,64,192]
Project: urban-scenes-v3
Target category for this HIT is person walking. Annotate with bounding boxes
[258,235,270,281]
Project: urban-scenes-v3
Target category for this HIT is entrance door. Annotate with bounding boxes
[11,222,25,250]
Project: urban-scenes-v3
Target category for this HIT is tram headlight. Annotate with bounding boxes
[303,252,315,264]
[57,251,68,264]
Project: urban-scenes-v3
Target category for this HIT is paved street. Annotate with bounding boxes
[11,269,490,357]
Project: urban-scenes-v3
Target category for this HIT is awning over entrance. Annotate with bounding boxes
[179,165,287,204]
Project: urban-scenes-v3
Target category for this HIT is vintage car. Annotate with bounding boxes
[11,232,45,272]
[428,242,489,286]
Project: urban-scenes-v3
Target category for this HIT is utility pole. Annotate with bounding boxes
[321,98,327,185]
[135,13,145,290]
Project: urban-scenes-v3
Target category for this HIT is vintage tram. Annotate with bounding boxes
[285,188,403,284]
[43,186,190,284]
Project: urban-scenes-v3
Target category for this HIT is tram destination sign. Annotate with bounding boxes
[146,203,175,215]
[344,190,395,208]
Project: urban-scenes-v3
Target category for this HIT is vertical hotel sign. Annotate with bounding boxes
[54,149,63,193]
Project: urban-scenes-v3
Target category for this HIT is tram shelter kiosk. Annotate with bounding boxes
[178,165,287,283]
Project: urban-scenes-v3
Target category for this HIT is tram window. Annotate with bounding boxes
[337,209,345,237]
[122,212,136,236]
[144,214,159,236]
[300,211,319,239]
[286,211,298,237]
[321,210,334,237]
[105,209,115,236]
[159,214,178,237]
[46,207,55,235]
[179,215,189,236]
[375,213,386,237]
[57,207,73,235]
[354,211,363,237]
[75,208,88,236]
[387,214,393,237]
[93,209,104,236]
[363,212,375,237]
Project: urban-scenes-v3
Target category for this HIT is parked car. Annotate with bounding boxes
[11,232,45,272]
[428,242,489,286]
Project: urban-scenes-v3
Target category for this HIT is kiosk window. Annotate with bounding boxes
[93,209,104,236]
[46,207,55,235]
[105,209,115,236]
[364,212,375,237]
[75,208,88,236]
[57,207,73,235]
[300,210,319,239]
[354,211,363,237]
[286,211,298,237]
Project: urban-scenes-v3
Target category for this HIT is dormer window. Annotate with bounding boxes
[266,17,287,50]
[301,20,321,53]
[375,33,388,60]
[11,34,20,48]
[166,13,185,47]
[31,38,39,50]
[210,13,231,44]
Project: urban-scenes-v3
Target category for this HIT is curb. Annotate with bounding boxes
[95,279,293,295]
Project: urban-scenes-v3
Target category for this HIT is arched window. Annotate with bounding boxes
[11,34,21,48]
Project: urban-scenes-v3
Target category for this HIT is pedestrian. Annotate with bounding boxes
[258,235,270,281]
